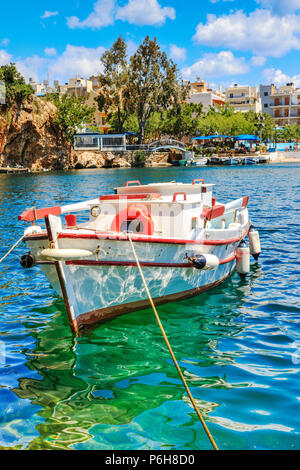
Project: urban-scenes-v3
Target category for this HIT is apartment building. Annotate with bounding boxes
[188,79,225,111]
[261,83,300,126]
[28,78,58,96]
[28,75,109,133]
[259,84,275,115]
[225,84,262,113]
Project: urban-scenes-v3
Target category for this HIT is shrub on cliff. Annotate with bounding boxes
[45,92,96,142]
[0,63,33,108]
[133,150,147,167]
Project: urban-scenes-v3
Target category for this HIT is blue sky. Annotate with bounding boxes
[1,0,300,89]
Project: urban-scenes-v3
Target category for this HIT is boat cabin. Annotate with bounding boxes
[87,180,216,239]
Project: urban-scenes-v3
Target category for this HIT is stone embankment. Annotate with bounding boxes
[71,150,171,169]
[270,151,300,163]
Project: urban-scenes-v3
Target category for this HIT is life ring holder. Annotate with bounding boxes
[111,203,154,235]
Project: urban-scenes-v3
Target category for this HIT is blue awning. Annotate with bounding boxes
[234,134,260,141]
[192,135,229,140]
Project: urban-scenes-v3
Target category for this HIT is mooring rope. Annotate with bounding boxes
[0,235,24,264]
[127,234,219,451]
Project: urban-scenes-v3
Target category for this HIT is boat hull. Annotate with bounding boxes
[75,267,234,327]
[25,234,239,328]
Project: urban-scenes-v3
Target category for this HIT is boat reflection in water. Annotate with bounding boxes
[11,268,258,450]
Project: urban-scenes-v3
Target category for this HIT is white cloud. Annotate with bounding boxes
[48,45,105,82]
[41,11,59,19]
[67,0,175,29]
[262,67,300,86]
[15,55,48,82]
[169,44,186,63]
[67,0,115,29]
[182,51,249,80]
[44,48,57,56]
[250,55,266,66]
[193,9,300,57]
[13,45,105,83]
[116,0,175,26]
[256,0,300,14]
[0,49,12,65]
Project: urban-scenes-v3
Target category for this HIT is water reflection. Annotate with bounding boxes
[9,271,253,449]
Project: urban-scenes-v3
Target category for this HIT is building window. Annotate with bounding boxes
[264,92,268,96]
[264,103,268,108]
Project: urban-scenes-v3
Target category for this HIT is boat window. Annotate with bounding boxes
[120,219,143,233]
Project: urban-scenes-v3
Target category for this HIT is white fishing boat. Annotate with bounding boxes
[19,179,261,333]
[258,154,270,163]
[244,156,259,164]
[190,157,208,166]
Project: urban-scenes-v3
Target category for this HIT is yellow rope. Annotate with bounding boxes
[128,234,219,451]
[0,235,24,264]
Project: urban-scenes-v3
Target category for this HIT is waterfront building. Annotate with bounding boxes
[225,84,262,113]
[73,132,126,151]
[261,83,300,126]
[188,79,225,111]
[259,84,275,115]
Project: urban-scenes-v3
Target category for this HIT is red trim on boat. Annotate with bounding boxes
[99,193,161,201]
[110,204,154,235]
[242,196,249,207]
[18,205,61,222]
[65,253,236,268]
[125,180,141,186]
[201,204,225,221]
[172,192,186,202]
[192,178,204,184]
[24,226,249,246]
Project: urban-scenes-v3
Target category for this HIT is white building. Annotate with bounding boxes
[188,80,225,111]
[260,82,300,126]
[225,84,261,113]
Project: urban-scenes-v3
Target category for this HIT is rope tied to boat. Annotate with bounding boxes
[127,233,219,451]
[0,235,24,264]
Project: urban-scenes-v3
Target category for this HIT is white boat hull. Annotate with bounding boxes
[25,230,244,328]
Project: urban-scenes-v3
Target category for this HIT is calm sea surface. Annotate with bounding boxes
[0,164,299,450]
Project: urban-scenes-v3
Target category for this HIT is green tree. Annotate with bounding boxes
[126,36,188,143]
[245,111,275,141]
[96,36,130,133]
[46,92,95,141]
[0,63,33,107]
[162,102,204,138]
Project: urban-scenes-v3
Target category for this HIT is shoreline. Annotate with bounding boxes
[1,152,299,174]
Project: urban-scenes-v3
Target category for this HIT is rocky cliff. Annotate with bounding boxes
[0,96,173,171]
[0,96,71,171]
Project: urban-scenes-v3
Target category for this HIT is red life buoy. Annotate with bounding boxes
[111,203,154,235]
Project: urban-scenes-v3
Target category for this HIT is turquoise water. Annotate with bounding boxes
[0,164,300,450]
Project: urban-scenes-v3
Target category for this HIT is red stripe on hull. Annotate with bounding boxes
[24,226,249,246]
